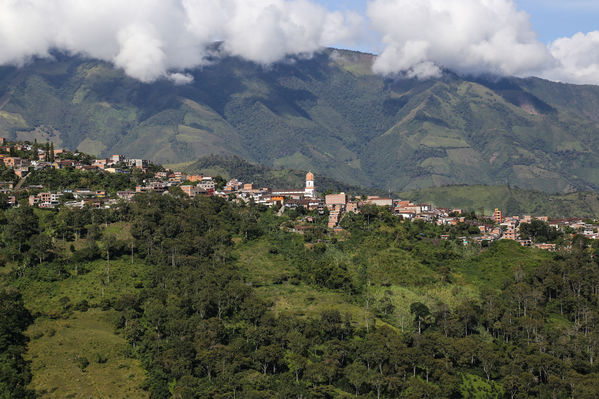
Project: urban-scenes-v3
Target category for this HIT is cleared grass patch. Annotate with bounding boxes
[25,309,147,399]
[452,241,551,290]
[256,282,366,321]
[14,255,149,398]
[236,239,296,286]
[103,222,133,241]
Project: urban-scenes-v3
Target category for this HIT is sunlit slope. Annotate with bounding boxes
[1,49,599,192]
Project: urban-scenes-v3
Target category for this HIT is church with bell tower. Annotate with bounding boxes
[305,172,316,198]
[271,171,317,199]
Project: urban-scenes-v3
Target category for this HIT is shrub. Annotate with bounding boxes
[92,352,108,364]
[75,356,89,370]
[74,300,89,312]
[58,296,71,310]
[99,299,112,310]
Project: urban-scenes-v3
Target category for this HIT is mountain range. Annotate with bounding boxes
[1,48,599,193]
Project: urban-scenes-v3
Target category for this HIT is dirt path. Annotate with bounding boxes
[13,173,28,191]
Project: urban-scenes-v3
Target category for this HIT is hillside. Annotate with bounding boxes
[169,154,380,195]
[3,189,599,397]
[401,185,599,218]
[1,49,599,193]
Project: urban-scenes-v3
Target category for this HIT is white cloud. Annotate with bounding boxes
[0,0,362,82]
[545,31,599,85]
[113,24,167,83]
[1,0,598,86]
[367,0,554,79]
[168,72,194,85]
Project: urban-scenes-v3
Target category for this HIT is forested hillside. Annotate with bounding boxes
[2,49,599,193]
[3,186,599,397]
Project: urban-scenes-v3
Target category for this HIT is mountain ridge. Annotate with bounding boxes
[1,48,599,193]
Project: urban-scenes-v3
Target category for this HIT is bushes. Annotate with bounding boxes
[73,300,89,312]
[75,356,89,370]
[92,352,108,364]
[71,243,102,263]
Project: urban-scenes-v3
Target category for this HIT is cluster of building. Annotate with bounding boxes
[0,138,151,178]
[475,210,599,251]
[27,189,108,209]
[3,138,599,250]
[92,154,150,173]
[116,170,218,199]
[0,138,153,208]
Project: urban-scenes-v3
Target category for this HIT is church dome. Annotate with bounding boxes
[306,172,314,181]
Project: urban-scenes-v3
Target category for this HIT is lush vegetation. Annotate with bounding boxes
[2,50,599,193]
[0,288,34,398]
[0,164,17,183]
[3,187,599,397]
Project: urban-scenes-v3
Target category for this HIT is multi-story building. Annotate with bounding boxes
[125,159,150,168]
[325,193,347,210]
[3,157,30,169]
[494,208,503,224]
[111,154,125,164]
[197,178,216,191]
[29,192,63,208]
[366,196,393,207]
[181,185,211,198]
[117,191,136,201]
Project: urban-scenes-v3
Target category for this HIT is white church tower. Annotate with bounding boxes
[305,172,316,198]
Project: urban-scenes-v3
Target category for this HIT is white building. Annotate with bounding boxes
[305,172,316,198]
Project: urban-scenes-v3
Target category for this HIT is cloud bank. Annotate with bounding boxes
[0,0,361,82]
[0,0,598,85]
[546,32,599,85]
[367,0,599,85]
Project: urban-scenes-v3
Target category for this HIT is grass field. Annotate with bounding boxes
[13,252,149,398]
[25,309,148,399]
[16,257,145,315]
[451,240,552,290]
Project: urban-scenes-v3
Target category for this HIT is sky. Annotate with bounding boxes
[321,0,599,50]
[0,0,598,85]
[518,0,599,43]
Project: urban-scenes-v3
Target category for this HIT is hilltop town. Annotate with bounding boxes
[1,139,597,251]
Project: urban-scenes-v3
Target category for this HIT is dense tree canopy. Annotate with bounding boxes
[2,190,599,397]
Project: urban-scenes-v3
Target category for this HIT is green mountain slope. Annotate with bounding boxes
[2,49,599,193]
[171,154,379,195]
[401,185,599,218]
